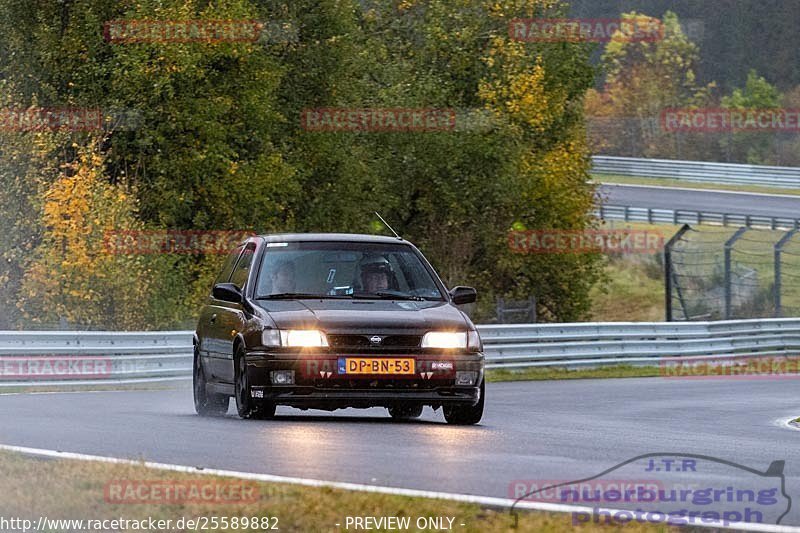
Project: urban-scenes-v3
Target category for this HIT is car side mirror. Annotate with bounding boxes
[450,286,477,305]
[212,282,243,303]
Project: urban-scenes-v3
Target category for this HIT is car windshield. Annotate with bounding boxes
[255,241,445,301]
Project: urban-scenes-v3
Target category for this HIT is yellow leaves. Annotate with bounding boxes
[479,53,566,132]
[484,0,558,20]
[530,139,591,199]
[17,139,153,329]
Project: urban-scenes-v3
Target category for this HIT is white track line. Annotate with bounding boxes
[0,444,797,532]
[598,182,800,199]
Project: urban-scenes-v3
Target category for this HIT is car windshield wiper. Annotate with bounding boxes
[256,293,351,300]
[353,291,427,301]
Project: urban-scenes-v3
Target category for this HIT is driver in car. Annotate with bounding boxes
[360,259,394,293]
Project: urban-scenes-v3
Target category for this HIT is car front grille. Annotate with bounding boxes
[327,334,422,352]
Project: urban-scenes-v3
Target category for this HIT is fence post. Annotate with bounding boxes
[664,224,692,321]
[528,296,537,323]
[725,227,749,319]
[496,298,505,324]
[774,229,797,317]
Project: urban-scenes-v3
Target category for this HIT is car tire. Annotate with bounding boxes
[387,405,424,420]
[193,348,229,417]
[443,380,484,425]
[234,347,276,420]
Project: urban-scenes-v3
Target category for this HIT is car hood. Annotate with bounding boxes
[253,299,470,332]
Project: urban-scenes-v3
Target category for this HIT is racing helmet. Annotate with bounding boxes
[357,256,399,291]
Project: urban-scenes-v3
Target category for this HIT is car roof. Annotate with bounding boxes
[254,233,410,245]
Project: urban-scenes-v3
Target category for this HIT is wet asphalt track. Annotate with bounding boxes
[597,183,800,220]
[0,378,799,525]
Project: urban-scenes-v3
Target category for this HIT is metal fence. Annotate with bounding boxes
[494,297,536,324]
[665,225,800,321]
[2,319,799,384]
[592,156,800,188]
[596,205,800,231]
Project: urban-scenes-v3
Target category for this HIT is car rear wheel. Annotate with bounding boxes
[443,380,484,425]
[193,349,229,417]
[387,405,424,420]
[235,347,276,420]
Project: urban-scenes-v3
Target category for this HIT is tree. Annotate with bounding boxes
[720,69,781,164]
[590,11,715,159]
[0,0,605,326]
[18,140,156,329]
[0,103,64,329]
[339,0,603,321]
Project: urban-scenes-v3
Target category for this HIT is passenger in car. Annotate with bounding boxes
[271,260,296,293]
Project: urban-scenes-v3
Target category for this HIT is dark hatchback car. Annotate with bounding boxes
[194,233,485,424]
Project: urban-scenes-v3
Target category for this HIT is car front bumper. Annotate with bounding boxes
[244,351,484,410]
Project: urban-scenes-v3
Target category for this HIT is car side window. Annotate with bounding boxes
[214,246,243,286]
[230,244,256,290]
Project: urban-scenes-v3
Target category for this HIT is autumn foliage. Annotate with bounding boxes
[0,0,602,328]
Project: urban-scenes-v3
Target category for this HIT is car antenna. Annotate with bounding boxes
[374,212,403,241]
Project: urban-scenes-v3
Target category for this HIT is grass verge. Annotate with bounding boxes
[590,259,665,322]
[592,174,800,196]
[0,450,672,532]
[487,365,660,382]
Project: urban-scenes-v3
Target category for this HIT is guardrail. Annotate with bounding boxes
[592,156,800,189]
[1,318,799,385]
[596,205,800,230]
[479,318,800,369]
[0,331,192,386]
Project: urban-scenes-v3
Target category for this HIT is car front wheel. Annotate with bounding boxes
[234,347,276,420]
[443,380,484,425]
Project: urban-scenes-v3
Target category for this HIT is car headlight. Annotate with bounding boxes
[421,331,467,349]
[281,329,329,348]
[262,329,330,348]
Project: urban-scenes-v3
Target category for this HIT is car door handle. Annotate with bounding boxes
[210,314,217,324]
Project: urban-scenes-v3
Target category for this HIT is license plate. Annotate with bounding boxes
[338,357,415,375]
